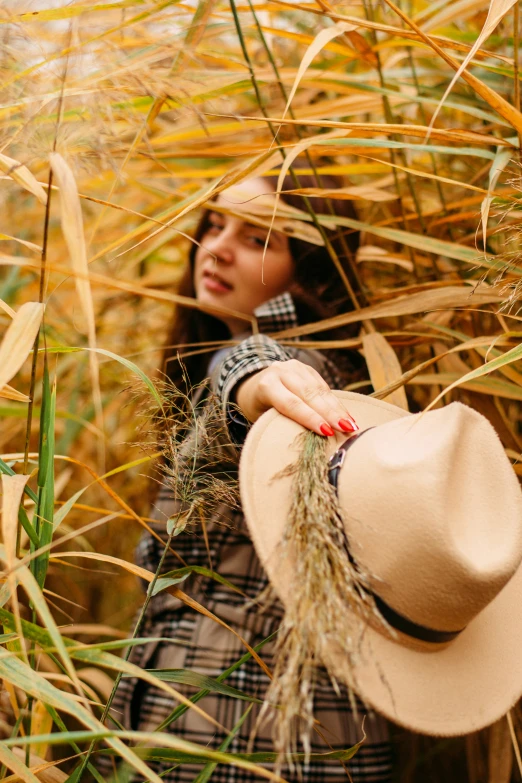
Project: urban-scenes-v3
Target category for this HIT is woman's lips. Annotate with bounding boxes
[202,271,233,294]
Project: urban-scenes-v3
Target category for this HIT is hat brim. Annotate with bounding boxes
[240,391,522,736]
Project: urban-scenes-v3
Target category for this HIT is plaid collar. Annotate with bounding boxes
[253,291,299,335]
[206,292,300,379]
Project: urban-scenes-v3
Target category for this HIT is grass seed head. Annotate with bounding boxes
[258,431,386,770]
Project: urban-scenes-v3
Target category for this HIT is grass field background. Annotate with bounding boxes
[0,0,522,780]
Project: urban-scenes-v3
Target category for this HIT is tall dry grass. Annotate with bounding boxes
[0,0,521,780]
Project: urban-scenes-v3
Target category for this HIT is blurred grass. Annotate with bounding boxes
[0,0,521,780]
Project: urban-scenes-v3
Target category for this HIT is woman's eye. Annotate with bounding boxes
[247,234,268,248]
[207,221,223,234]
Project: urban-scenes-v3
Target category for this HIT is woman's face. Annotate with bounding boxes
[193,177,295,335]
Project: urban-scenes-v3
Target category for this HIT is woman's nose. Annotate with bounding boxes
[206,226,235,264]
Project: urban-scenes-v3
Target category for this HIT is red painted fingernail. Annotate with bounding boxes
[320,423,335,437]
[343,415,359,431]
[339,418,355,433]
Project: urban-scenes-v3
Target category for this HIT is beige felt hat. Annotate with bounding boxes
[240,392,522,736]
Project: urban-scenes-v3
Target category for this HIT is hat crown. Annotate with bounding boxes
[339,403,522,634]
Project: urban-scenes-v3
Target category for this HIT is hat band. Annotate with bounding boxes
[328,433,465,646]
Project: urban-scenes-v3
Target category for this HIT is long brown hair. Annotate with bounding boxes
[163,168,364,397]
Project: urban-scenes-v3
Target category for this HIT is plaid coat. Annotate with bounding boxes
[105,293,393,782]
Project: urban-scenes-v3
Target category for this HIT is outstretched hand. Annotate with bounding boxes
[235,359,358,437]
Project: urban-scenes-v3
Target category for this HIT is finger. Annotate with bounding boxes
[281,362,359,430]
[268,381,337,436]
[299,366,359,431]
[280,368,359,433]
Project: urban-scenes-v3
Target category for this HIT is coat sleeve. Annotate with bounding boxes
[210,333,344,445]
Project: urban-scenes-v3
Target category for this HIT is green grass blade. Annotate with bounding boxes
[33,362,56,587]
[155,632,277,731]
[5,730,290,780]
[43,705,106,783]
[0,633,18,644]
[193,704,253,783]
[0,608,245,728]
[53,488,87,531]
[46,346,164,410]
[66,637,173,653]
[316,214,505,271]
[6,728,358,765]
[144,669,262,703]
[0,551,88,700]
[153,566,242,597]
[98,736,361,765]
[319,137,498,159]
[0,649,167,783]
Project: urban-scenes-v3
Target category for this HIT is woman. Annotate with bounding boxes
[107,168,393,782]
